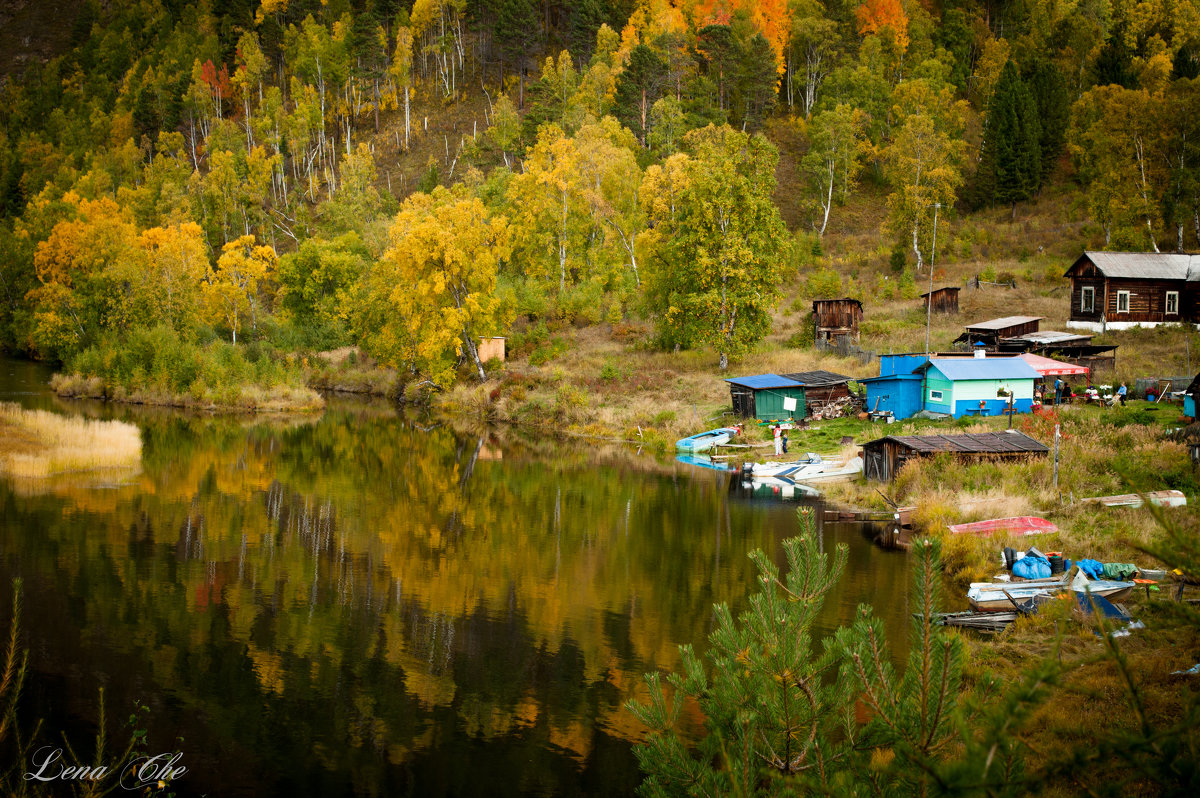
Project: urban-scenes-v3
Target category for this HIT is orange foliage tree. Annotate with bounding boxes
[854,0,909,52]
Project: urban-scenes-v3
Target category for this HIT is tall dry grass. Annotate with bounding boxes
[0,403,141,478]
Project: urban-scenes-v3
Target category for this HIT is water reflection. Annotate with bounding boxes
[0,360,910,796]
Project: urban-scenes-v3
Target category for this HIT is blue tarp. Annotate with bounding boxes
[1013,554,1051,579]
[1076,559,1104,578]
[724,374,804,389]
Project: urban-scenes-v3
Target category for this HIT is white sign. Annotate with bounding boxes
[783,397,797,411]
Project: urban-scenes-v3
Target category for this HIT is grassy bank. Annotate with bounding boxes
[50,326,325,413]
[0,402,141,477]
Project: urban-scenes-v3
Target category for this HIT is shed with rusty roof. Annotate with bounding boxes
[921,286,960,314]
[954,316,1044,349]
[863,430,1049,482]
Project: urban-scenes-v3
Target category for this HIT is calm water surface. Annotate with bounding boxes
[0,358,910,796]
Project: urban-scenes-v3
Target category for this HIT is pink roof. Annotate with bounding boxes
[1018,353,1089,376]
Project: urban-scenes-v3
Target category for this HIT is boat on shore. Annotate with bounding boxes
[948,516,1058,537]
[675,427,739,452]
[967,578,1135,612]
[740,454,863,485]
[1081,490,1187,508]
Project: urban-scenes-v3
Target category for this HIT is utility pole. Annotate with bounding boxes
[924,202,941,359]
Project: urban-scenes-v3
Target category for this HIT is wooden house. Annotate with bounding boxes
[725,374,806,421]
[812,298,863,345]
[920,286,960,314]
[1064,251,1200,332]
[953,316,1044,349]
[863,430,1049,482]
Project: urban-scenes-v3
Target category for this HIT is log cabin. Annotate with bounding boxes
[1064,252,1200,332]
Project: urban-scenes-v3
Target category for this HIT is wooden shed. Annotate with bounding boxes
[954,316,1044,349]
[920,286,960,314]
[781,370,854,416]
[812,298,863,345]
[863,430,1049,482]
[725,374,806,421]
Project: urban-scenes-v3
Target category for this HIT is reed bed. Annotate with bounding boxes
[0,402,142,478]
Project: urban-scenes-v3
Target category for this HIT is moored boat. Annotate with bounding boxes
[967,579,1135,612]
[675,427,739,452]
[948,516,1058,537]
[741,454,864,485]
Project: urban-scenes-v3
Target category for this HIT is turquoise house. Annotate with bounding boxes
[916,357,1041,418]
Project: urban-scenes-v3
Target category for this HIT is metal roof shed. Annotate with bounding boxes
[725,374,806,421]
[863,430,1049,482]
[917,358,1042,418]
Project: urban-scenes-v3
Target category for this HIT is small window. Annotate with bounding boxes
[1116,290,1130,313]
[1166,291,1179,314]
[1081,286,1094,313]
[929,389,943,402]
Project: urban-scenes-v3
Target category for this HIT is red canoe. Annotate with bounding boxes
[947,516,1058,537]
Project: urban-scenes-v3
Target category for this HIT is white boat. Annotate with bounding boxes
[741,454,864,485]
[967,572,1136,612]
[1081,490,1187,509]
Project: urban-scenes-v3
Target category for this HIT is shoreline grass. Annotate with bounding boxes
[0,402,142,477]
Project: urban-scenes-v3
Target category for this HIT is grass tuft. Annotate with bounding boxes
[0,403,142,477]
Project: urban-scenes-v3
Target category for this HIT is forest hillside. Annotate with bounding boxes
[1,0,1198,410]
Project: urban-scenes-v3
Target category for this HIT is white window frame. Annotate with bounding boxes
[1081,285,1095,313]
[1116,290,1130,313]
[929,389,943,402]
[1166,291,1179,315]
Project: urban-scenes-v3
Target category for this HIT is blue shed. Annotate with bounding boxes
[916,358,1041,418]
[859,374,924,419]
[1185,373,1199,419]
[878,353,932,377]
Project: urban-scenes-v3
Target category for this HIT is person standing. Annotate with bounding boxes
[1054,378,1063,405]
[773,424,782,456]
[782,428,789,454]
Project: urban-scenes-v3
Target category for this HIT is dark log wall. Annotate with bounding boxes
[1102,277,1189,322]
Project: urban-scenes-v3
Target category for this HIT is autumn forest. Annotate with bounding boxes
[1,0,1199,402]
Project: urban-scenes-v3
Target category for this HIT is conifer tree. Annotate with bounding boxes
[977,61,1042,216]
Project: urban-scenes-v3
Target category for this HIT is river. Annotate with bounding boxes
[0,357,910,796]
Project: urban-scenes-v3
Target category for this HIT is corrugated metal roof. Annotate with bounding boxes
[781,370,852,386]
[1074,251,1200,281]
[1004,330,1092,344]
[922,358,1042,381]
[867,430,1048,455]
[725,374,804,389]
[964,316,1044,331]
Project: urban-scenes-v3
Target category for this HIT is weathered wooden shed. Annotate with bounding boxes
[921,286,960,314]
[954,316,1044,349]
[781,370,854,415]
[725,374,806,421]
[863,430,1049,482]
[812,298,863,344]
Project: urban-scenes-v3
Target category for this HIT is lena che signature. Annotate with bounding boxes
[24,747,188,790]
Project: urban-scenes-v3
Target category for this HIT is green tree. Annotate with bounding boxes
[643,125,788,370]
[977,61,1042,215]
[614,44,669,146]
[800,103,868,235]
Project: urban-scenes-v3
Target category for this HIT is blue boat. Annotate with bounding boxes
[675,427,739,452]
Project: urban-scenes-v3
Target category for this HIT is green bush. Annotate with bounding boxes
[890,242,907,273]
